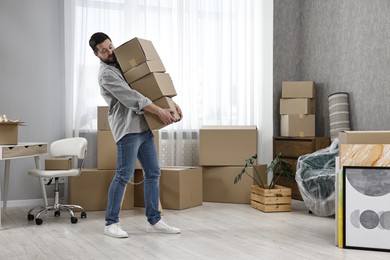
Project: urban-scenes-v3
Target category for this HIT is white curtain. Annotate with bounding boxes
[64,0,273,166]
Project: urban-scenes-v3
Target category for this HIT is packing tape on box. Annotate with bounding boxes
[129,59,137,67]
[299,114,304,119]
[299,131,304,137]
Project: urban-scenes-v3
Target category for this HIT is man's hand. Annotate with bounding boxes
[144,103,177,125]
[174,102,183,121]
[157,107,177,125]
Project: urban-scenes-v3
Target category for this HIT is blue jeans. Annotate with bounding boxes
[105,130,161,226]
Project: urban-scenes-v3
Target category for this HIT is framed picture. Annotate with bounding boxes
[343,166,390,252]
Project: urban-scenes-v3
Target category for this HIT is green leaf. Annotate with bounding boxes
[265,152,294,189]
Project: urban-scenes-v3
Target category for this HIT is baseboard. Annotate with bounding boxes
[1,198,55,208]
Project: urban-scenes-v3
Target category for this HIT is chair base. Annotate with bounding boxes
[28,204,87,225]
[28,179,87,225]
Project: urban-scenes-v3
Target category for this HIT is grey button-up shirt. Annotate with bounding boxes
[98,61,152,143]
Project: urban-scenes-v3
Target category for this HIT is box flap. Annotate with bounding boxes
[200,125,257,130]
[0,121,25,126]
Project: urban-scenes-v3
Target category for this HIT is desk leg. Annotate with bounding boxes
[3,160,10,212]
[34,156,48,206]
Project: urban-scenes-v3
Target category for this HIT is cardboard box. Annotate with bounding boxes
[282,81,316,98]
[45,157,72,170]
[251,164,268,188]
[97,106,110,131]
[133,169,145,207]
[199,126,257,166]
[97,130,159,170]
[144,97,181,130]
[338,131,390,144]
[280,98,316,115]
[68,169,134,211]
[280,114,315,137]
[0,122,19,145]
[124,60,166,84]
[130,73,177,101]
[114,37,162,73]
[97,131,117,170]
[203,165,266,204]
[160,167,203,210]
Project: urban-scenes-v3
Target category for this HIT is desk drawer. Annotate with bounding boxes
[1,144,47,159]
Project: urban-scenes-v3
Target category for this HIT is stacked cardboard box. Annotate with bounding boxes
[68,143,134,211]
[134,166,203,210]
[69,106,156,211]
[97,106,159,170]
[133,169,146,207]
[96,106,200,211]
[97,106,127,170]
[69,169,134,211]
[159,167,203,210]
[114,37,180,130]
[98,107,120,169]
[338,131,390,144]
[280,81,316,137]
[97,106,162,209]
[45,157,72,170]
[199,126,267,204]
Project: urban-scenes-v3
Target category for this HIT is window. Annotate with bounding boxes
[66,0,273,165]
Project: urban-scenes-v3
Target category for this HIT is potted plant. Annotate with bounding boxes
[234,153,294,212]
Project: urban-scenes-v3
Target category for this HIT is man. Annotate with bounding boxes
[89,32,182,238]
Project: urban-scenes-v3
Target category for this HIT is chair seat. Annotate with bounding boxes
[28,169,80,178]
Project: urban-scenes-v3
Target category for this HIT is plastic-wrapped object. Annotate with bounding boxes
[295,138,339,217]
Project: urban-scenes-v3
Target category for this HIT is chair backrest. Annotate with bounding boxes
[50,137,88,160]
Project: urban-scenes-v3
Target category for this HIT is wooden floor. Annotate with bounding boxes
[0,200,388,259]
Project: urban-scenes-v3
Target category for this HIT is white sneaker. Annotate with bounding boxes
[104,223,128,238]
[146,219,181,234]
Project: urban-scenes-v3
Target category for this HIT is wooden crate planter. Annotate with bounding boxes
[250,185,292,212]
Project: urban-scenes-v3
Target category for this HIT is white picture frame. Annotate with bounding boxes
[343,166,390,252]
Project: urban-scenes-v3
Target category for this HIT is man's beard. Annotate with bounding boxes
[101,54,117,65]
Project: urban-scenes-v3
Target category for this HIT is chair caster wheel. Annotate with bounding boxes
[28,214,34,221]
[71,217,78,224]
[36,218,43,225]
[54,211,61,217]
[81,212,87,218]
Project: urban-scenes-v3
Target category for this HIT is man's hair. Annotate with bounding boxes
[89,32,111,52]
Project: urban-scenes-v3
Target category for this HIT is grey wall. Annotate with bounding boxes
[274,0,302,136]
[0,0,65,202]
[274,0,390,137]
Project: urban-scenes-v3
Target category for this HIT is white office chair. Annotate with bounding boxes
[27,137,88,225]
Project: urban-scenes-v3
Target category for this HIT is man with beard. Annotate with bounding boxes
[89,32,182,238]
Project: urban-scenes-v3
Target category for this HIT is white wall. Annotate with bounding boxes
[0,0,65,205]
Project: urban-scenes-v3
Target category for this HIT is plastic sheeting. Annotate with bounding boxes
[295,138,339,217]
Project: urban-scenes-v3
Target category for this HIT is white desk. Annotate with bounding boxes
[0,142,48,227]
